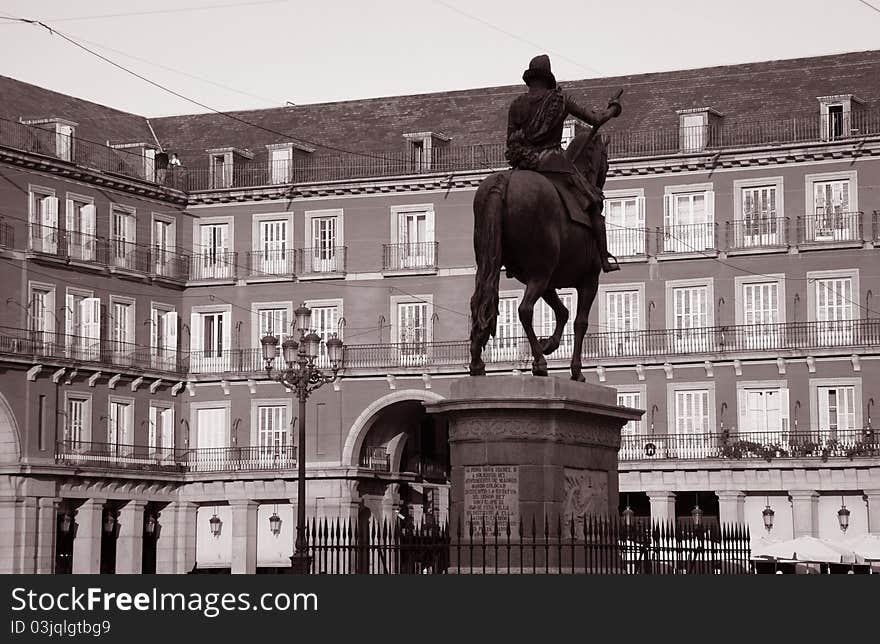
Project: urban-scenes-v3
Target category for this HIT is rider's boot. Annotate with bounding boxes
[594,214,620,272]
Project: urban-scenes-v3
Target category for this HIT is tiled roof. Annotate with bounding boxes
[0,74,154,147]
[149,49,880,165]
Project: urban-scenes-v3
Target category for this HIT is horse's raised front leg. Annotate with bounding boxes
[519,278,550,376]
[571,281,598,382]
[539,288,569,356]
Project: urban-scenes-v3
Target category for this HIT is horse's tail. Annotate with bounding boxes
[470,171,508,342]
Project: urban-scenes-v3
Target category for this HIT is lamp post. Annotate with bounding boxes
[260,303,344,574]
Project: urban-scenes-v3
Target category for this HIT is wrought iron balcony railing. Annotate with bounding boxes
[0,326,185,375]
[26,223,190,280]
[607,226,647,258]
[726,216,788,251]
[359,447,391,472]
[797,211,863,244]
[297,246,347,276]
[54,441,296,473]
[382,242,438,271]
[619,428,879,462]
[657,223,718,254]
[248,248,296,277]
[189,251,238,281]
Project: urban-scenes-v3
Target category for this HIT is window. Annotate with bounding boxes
[257,404,288,461]
[674,389,710,434]
[560,121,577,150]
[809,177,858,241]
[662,186,715,253]
[814,276,855,345]
[28,282,55,343]
[307,214,339,273]
[55,123,74,161]
[617,391,643,437]
[198,222,232,279]
[668,386,715,458]
[740,185,779,246]
[143,147,156,182]
[737,385,789,435]
[817,385,856,437]
[487,295,521,362]
[305,300,342,368]
[258,219,290,275]
[65,395,91,447]
[66,196,97,261]
[110,205,136,268]
[268,145,293,184]
[255,304,290,365]
[151,306,178,370]
[411,140,426,171]
[818,96,859,141]
[210,153,232,188]
[669,282,712,352]
[739,280,781,349]
[149,405,174,458]
[391,205,435,270]
[152,216,176,275]
[604,195,645,256]
[680,113,705,152]
[29,188,58,255]
[190,308,231,372]
[110,298,134,362]
[826,104,845,139]
[534,290,575,358]
[602,288,640,356]
[108,399,133,454]
[396,300,429,366]
[194,406,228,450]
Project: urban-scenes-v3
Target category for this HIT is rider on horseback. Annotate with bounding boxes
[506,54,622,272]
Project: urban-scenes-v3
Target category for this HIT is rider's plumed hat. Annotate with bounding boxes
[522,54,557,88]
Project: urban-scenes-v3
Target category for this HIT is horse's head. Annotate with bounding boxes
[566,131,609,190]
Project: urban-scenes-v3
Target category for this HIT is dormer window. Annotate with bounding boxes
[205,147,253,189]
[676,108,722,153]
[818,95,864,141]
[402,132,450,172]
[20,117,77,161]
[265,141,314,185]
[109,142,158,181]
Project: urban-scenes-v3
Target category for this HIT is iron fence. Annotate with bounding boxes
[382,242,438,271]
[620,427,879,461]
[726,216,789,251]
[607,226,648,258]
[247,249,297,277]
[657,222,718,254]
[189,251,238,280]
[797,211,863,244]
[308,515,752,574]
[297,246,347,275]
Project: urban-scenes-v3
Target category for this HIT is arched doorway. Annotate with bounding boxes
[0,392,22,464]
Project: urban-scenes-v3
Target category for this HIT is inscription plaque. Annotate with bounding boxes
[463,465,519,536]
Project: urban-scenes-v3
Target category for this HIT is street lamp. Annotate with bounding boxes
[838,498,850,533]
[269,504,282,537]
[209,509,222,538]
[762,497,775,532]
[260,303,344,574]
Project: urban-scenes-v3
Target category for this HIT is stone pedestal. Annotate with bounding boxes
[426,375,640,569]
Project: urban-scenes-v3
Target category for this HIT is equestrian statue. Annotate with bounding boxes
[468,54,624,381]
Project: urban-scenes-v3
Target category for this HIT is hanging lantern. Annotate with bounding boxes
[209,511,222,538]
[762,503,775,532]
[103,510,116,535]
[144,513,158,536]
[621,504,635,529]
[690,503,703,528]
[59,512,74,535]
[269,511,282,537]
[838,502,851,533]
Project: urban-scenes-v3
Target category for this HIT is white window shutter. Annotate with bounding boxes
[81,205,96,237]
[222,311,231,351]
[663,194,674,228]
[42,196,58,229]
[66,294,75,337]
[705,190,715,223]
[150,309,159,350]
[737,388,748,433]
[164,311,178,355]
[779,388,790,432]
[190,312,201,351]
[636,196,646,226]
[149,407,157,450]
[80,298,100,341]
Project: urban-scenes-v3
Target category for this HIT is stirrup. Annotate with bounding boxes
[602,255,620,272]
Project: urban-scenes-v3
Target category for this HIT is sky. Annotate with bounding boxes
[0,0,879,117]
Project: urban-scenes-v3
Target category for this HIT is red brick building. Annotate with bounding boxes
[1,49,879,573]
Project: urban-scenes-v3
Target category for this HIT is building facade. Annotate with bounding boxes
[0,50,879,573]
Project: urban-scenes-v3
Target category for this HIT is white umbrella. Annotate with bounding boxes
[752,535,863,564]
[840,534,880,561]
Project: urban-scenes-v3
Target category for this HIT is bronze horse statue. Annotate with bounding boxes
[468,128,609,381]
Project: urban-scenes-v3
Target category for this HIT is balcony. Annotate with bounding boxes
[26,224,190,281]
[797,211,863,245]
[297,246,347,277]
[0,326,185,375]
[382,242,438,273]
[189,251,238,281]
[182,319,880,377]
[0,117,186,190]
[247,249,296,278]
[657,223,718,255]
[359,447,391,472]
[54,441,296,474]
[619,428,879,462]
[726,217,789,252]
[607,226,647,258]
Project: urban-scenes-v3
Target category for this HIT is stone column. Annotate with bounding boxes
[156,501,197,574]
[16,497,39,574]
[116,501,147,574]
[36,498,59,574]
[789,490,819,538]
[230,500,258,574]
[647,491,676,525]
[865,490,880,535]
[716,490,746,526]
[0,497,18,573]
[72,499,106,574]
